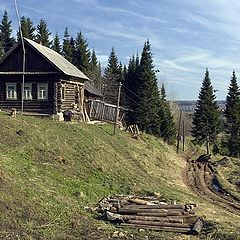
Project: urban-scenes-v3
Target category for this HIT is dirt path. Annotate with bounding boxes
[182,150,240,215]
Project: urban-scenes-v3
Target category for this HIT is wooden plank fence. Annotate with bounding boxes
[87,100,129,122]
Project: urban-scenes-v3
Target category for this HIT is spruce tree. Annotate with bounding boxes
[159,84,176,144]
[89,49,101,89]
[98,62,102,89]
[102,47,121,104]
[224,71,240,157]
[62,28,73,62]
[17,16,35,41]
[134,40,161,135]
[35,19,51,47]
[124,54,139,124]
[74,31,91,74]
[0,10,15,54]
[119,62,125,83]
[0,40,3,58]
[123,64,127,83]
[51,32,61,53]
[191,69,220,154]
[69,36,76,63]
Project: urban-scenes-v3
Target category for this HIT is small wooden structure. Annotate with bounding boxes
[0,38,89,115]
[87,99,129,122]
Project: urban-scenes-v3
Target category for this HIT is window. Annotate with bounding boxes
[22,83,32,100]
[6,83,17,100]
[37,83,48,100]
[61,84,66,101]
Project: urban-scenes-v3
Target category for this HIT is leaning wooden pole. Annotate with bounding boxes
[14,0,26,115]
[113,82,122,135]
[176,110,182,154]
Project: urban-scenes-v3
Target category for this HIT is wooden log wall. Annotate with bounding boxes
[60,81,84,112]
[0,75,56,114]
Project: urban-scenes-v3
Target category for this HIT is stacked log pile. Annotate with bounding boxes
[97,195,203,235]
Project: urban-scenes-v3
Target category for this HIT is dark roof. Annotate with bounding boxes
[0,38,89,81]
[85,81,103,97]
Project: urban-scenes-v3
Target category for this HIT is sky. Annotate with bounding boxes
[1,0,240,100]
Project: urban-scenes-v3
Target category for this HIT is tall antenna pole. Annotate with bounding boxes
[14,0,25,114]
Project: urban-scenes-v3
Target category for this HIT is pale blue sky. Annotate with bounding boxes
[1,0,240,100]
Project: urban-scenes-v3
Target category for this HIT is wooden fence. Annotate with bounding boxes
[87,100,129,122]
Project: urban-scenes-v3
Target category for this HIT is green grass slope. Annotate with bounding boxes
[0,113,239,240]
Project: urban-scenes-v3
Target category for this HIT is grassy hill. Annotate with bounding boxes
[0,112,239,239]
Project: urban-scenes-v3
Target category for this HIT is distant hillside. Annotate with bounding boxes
[176,100,226,112]
[0,112,239,239]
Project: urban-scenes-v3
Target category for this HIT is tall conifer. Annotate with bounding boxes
[102,48,121,104]
[51,32,61,53]
[225,71,240,157]
[0,10,15,54]
[0,41,3,58]
[89,49,101,89]
[159,84,176,143]
[17,16,35,41]
[35,19,51,47]
[74,31,91,74]
[69,36,76,63]
[134,40,161,135]
[124,54,139,124]
[119,62,125,83]
[191,69,220,153]
[62,28,73,62]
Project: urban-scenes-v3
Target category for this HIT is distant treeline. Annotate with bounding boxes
[177,100,226,112]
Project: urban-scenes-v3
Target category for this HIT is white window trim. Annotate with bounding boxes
[22,83,32,100]
[37,83,48,100]
[6,83,17,100]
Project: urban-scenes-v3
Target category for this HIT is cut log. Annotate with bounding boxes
[169,219,184,224]
[115,214,197,224]
[127,220,191,228]
[166,211,185,216]
[117,215,169,222]
[106,211,124,222]
[113,214,184,223]
[137,212,168,217]
[191,218,203,235]
[120,223,191,233]
[119,208,186,214]
[128,198,156,205]
[121,204,184,210]
[118,208,168,214]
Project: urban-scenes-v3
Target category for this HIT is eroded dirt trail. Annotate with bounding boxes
[182,150,240,215]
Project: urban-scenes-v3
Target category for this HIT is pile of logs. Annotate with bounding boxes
[97,195,203,235]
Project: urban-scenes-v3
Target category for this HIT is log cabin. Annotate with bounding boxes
[0,38,93,116]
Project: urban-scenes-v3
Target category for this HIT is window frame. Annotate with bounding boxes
[6,83,17,100]
[22,83,32,100]
[37,83,48,100]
